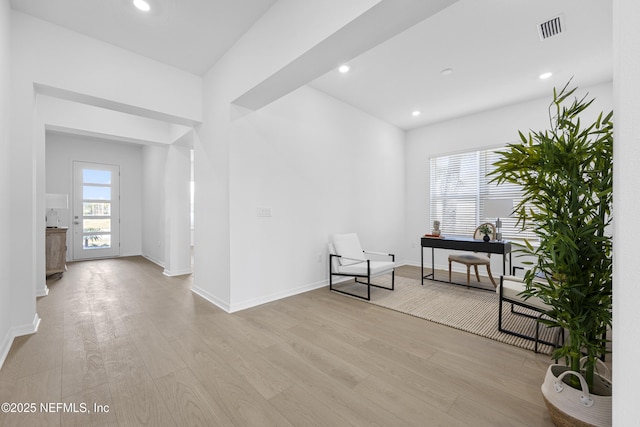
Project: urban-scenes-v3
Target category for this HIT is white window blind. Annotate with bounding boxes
[430,146,536,241]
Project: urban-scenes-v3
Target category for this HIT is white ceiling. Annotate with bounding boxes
[310,0,613,129]
[10,0,613,131]
[9,0,278,75]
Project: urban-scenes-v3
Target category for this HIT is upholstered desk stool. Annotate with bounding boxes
[448,223,497,287]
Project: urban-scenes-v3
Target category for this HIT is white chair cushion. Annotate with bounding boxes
[332,233,366,266]
[337,260,395,276]
[498,277,550,311]
[327,243,341,272]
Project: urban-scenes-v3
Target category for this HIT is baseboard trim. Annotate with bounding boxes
[401,259,450,270]
[0,329,12,371]
[191,286,231,313]
[13,313,41,337]
[163,268,192,277]
[226,263,417,312]
[228,279,328,313]
[193,279,330,314]
[141,254,165,269]
[36,284,49,298]
[192,262,415,315]
[401,260,421,268]
[0,314,41,370]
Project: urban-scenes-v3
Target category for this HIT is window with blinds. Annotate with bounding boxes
[429,146,536,241]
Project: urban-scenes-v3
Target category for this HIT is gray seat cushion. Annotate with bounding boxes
[448,253,490,265]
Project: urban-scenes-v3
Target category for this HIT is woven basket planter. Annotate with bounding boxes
[541,364,612,427]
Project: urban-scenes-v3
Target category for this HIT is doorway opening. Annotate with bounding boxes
[72,161,120,260]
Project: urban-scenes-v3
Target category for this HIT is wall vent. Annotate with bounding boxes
[538,15,564,41]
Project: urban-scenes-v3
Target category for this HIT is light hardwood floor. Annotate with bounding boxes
[0,257,556,426]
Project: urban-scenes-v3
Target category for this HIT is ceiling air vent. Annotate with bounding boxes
[538,15,564,41]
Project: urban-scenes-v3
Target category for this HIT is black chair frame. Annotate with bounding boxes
[503,267,608,361]
[329,252,395,301]
[498,275,565,354]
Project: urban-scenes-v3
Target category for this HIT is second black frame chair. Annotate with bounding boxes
[497,274,564,354]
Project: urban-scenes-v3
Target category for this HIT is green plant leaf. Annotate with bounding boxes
[488,82,613,393]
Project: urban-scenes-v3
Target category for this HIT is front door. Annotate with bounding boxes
[72,161,120,260]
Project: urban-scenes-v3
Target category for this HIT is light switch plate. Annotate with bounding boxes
[256,207,272,217]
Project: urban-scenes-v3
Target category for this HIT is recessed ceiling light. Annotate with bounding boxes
[539,72,553,80]
[338,65,350,73]
[133,0,151,12]
[440,68,453,76]
[412,110,421,117]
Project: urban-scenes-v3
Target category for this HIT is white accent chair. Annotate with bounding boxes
[328,233,395,301]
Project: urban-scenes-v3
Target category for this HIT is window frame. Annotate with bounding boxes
[429,144,537,242]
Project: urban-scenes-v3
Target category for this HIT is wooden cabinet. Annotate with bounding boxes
[46,227,68,277]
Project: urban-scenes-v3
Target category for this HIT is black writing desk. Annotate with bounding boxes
[421,236,512,288]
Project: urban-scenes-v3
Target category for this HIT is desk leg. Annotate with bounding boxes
[421,246,435,285]
[503,253,506,275]
[421,246,424,286]
[431,247,435,282]
[502,252,512,276]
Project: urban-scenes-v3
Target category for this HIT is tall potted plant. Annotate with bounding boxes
[490,82,612,426]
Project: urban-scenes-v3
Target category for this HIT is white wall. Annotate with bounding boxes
[163,144,192,276]
[404,81,613,273]
[11,12,202,123]
[45,133,143,259]
[140,144,192,273]
[228,85,405,310]
[0,0,13,367]
[38,95,173,145]
[141,145,168,266]
[195,0,396,311]
[613,0,640,423]
[8,10,201,346]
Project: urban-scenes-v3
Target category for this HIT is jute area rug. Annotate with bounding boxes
[332,268,558,355]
